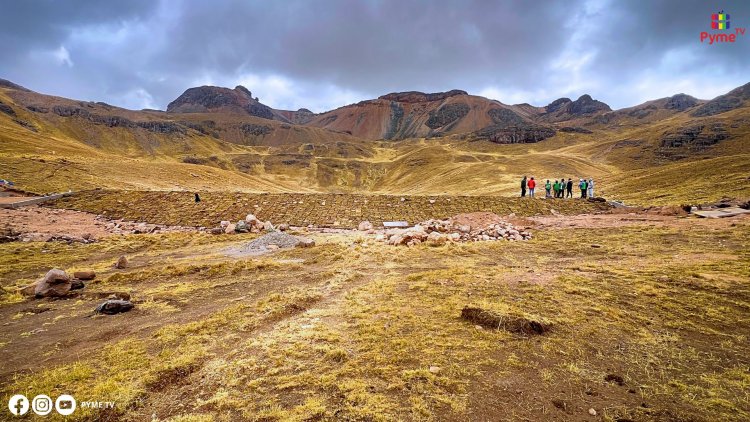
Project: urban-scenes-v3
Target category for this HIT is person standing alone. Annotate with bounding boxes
[528,177,536,198]
[521,176,527,197]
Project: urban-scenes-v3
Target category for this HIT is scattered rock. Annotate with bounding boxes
[95,299,134,315]
[277,223,289,231]
[429,366,441,374]
[34,268,72,298]
[381,212,531,246]
[460,306,550,335]
[588,408,597,416]
[235,220,249,233]
[358,221,374,231]
[70,279,85,290]
[73,271,96,280]
[297,238,315,248]
[224,223,236,234]
[114,255,128,269]
[209,227,224,235]
[590,244,602,248]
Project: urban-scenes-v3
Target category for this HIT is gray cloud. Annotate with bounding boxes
[0,0,748,112]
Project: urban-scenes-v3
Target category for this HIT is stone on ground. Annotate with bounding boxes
[115,255,128,269]
[73,271,96,280]
[95,299,134,315]
[34,268,72,298]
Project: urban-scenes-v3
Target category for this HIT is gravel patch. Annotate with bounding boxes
[243,232,303,251]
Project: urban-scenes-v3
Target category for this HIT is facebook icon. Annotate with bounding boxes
[8,394,29,416]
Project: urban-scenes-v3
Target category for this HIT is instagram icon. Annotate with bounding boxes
[32,394,53,416]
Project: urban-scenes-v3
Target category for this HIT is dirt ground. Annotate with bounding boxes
[0,205,200,242]
[0,205,748,421]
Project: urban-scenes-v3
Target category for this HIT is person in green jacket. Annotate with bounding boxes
[579,179,588,198]
[552,180,559,198]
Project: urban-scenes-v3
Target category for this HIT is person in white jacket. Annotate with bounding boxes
[588,178,595,198]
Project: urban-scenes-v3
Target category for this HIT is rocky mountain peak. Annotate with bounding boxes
[378,90,468,103]
[545,98,572,113]
[567,94,611,115]
[166,85,274,119]
[234,85,253,98]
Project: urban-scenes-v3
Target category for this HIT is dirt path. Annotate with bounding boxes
[0,205,199,241]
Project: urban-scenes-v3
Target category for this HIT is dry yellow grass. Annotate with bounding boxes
[1,216,748,421]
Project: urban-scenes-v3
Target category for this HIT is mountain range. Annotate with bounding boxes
[1,77,749,204]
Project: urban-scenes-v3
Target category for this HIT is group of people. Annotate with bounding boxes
[520,176,594,199]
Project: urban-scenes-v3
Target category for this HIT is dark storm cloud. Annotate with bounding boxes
[0,0,748,112]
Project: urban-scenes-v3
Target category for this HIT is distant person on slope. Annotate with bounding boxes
[521,176,527,197]
[566,178,573,198]
[588,178,595,198]
[528,177,536,198]
[545,180,552,198]
[195,192,201,203]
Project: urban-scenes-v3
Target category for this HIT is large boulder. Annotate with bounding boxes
[34,269,72,298]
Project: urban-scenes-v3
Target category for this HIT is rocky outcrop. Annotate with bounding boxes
[660,123,729,148]
[46,105,187,134]
[559,126,593,134]
[691,82,750,117]
[425,103,470,129]
[567,94,611,115]
[476,108,556,144]
[544,95,611,122]
[241,123,273,136]
[664,94,699,111]
[545,98,572,113]
[167,85,276,120]
[0,101,16,117]
[378,90,468,103]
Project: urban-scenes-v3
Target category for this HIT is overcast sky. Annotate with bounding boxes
[1,0,749,112]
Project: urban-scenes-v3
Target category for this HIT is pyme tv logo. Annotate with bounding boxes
[701,10,745,44]
[711,11,730,30]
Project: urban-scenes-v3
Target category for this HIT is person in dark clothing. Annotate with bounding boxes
[521,176,527,197]
[566,178,573,198]
[195,193,201,203]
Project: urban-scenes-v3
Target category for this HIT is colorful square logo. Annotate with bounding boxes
[711,11,730,30]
